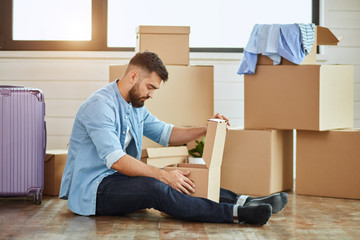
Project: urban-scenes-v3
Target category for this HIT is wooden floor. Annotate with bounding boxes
[1,192,360,240]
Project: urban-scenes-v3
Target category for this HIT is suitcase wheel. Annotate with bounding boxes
[33,192,42,205]
[27,189,42,205]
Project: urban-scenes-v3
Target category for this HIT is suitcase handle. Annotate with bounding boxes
[44,121,47,156]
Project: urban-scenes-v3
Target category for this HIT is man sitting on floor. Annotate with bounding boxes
[59,51,288,225]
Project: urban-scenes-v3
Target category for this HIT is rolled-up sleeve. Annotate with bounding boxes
[80,98,125,169]
[105,149,125,169]
[143,110,174,146]
[159,123,174,146]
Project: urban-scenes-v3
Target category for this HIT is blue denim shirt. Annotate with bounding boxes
[59,80,174,216]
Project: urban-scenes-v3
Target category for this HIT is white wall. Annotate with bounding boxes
[0,0,359,150]
[320,0,360,127]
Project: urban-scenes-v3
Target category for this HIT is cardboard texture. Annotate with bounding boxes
[110,65,214,148]
[136,26,190,66]
[43,150,68,196]
[220,129,293,196]
[257,26,340,65]
[257,55,295,65]
[141,146,188,168]
[164,119,227,202]
[244,64,354,131]
[296,130,360,199]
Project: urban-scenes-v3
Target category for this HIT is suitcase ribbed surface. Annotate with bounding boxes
[0,87,45,197]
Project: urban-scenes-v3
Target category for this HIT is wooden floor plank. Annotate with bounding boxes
[0,192,359,240]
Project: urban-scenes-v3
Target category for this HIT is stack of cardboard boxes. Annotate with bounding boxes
[221,26,359,199]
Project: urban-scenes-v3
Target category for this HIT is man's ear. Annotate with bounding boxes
[128,70,138,85]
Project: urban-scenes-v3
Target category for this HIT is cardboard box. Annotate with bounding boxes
[296,130,360,199]
[141,146,188,168]
[44,150,67,196]
[257,26,340,65]
[221,129,293,196]
[136,25,190,66]
[244,64,354,130]
[110,65,214,148]
[164,119,227,202]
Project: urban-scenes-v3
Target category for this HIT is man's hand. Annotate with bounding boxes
[211,113,231,128]
[162,170,195,195]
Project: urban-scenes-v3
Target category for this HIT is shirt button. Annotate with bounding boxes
[129,105,132,108]
[96,181,99,184]
[122,131,125,134]
[125,116,128,119]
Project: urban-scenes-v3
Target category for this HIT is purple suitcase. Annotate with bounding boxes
[0,86,46,204]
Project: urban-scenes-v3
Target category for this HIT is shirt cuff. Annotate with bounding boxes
[105,149,126,169]
[159,124,174,146]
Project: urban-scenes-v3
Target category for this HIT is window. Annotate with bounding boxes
[108,0,313,49]
[0,0,107,50]
[13,0,91,41]
[0,0,319,51]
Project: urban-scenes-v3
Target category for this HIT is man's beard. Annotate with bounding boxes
[128,83,148,108]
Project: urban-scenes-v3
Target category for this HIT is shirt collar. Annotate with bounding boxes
[113,79,132,108]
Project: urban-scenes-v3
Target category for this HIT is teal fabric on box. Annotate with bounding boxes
[297,23,316,55]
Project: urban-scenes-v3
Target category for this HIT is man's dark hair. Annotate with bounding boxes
[128,51,168,82]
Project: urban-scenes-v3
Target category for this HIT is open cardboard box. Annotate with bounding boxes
[136,25,190,66]
[296,129,360,199]
[257,26,341,65]
[164,119,227,202]
[44,150,68,196]
[141,146,188,168]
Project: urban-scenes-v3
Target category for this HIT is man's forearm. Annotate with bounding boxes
[111,154,166,181]
[168,126,207,146]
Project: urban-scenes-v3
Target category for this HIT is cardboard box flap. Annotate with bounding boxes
[202,119,227,169]
[44,149,68,162]
[316,26,340,46]
[137,26,190,34]
[44,154,53,162]
[141,146,188,158]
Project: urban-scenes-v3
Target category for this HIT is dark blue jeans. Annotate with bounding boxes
[96,172,235,223]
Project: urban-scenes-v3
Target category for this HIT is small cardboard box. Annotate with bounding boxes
[221,129,293,196]
[44,150,67,196]
[164,119,227,202]
[244,64,354,130]
[257,26,340,65]
[296,130,360,199]
[136,25,190,66]
[141,146,188,168]
[110,65,214,148]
